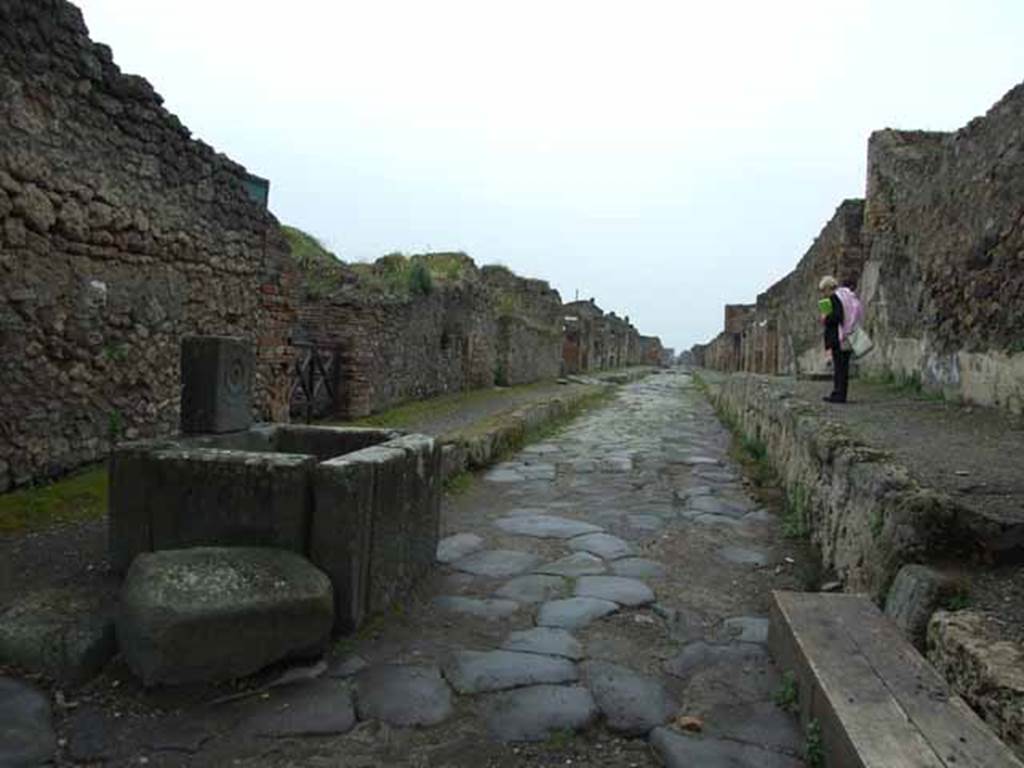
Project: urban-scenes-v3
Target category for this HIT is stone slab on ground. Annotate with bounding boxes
[432,596,520,620]
[582,660,678,735]
[493,515,603,539]
[118,547,334,686]
[442,649,578,693]
[240,679,356,737]
[354,664,453,726]
[575,576,655,607]
[650,726,803,768]
[717,546,769,566]
[65,706,115,763]
[702,701,803,755]
[723,616,770,644]
[536,597,619,629]
[0,677,56,767]
[483,684,598,742]
[663,641,770,680]
[494,574,569,604]
[610,557,666,578]
[534,552,607,577]
[567,533,633,560]
[436,533,484,564]
[0,585,116,684]
[451,549,542,578]
[501,627,584,660]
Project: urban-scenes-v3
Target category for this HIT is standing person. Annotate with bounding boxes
[819,275,860,403]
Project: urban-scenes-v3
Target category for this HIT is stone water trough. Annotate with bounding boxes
[107,336,442,684]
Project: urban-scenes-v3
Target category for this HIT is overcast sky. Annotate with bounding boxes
[76,1,1023,352]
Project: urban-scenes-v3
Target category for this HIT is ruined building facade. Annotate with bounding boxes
[694,82,1024,414]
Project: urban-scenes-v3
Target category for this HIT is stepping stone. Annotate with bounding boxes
[536,597,619,629]
[568,533,633,560]
[354,665,453,726]
[433,596,520,620]
[663,641,769,679]
[704,701,802,754]
[689,496,749,518]
[650,727,802,768]
[534,552,607,577]
[118,547,333,686]
[452,549,542,578]
[494,574,569,604]
[691,513,743,527]
[724,616,770,644]
[241,679,356,737]
[494,515,603,539]
[717,546,769,566]
[582,660,678,735]
[610,558,666,579]
[327,655,368,678]
[0,586,116,685]
[442,650,578,694]
[626,514,664,531]
[484,685,598,742]
[575,576,655,607]
[0,677,56,766]
[484,468,525,483]
[436,533,484,564]
[502,627,583,660]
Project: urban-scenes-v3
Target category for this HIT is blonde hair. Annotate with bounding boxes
[818,275,838,292]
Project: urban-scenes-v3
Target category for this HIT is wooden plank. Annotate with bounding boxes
[833,594,1023,768]
[772,591,946,768]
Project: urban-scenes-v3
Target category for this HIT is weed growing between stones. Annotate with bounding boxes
[773,670,799,713]
[0,464,108,533]
[804,719,825,768]
[442,470,473,496]
[945,587,971,611]
[782,484,812,540]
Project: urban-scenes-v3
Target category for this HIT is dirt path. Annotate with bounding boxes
[39,372,812,766]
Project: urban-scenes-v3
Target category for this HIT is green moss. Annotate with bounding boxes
[443,470,473,496]
[282,225,347,299]
[0,464,108,534]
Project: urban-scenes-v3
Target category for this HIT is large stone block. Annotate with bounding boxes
[118,547,333,686]
[109,446,316,572]
[312,456,376,633]
[884,564,958,649]
[0,587,117,685]
[180,336,254,434]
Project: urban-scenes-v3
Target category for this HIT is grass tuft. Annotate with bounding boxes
[0,464,108,534]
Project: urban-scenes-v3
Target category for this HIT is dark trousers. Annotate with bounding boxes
[832,349,852,401]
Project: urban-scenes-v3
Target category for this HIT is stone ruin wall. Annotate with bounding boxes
[695,80,1024,412]
[561,300,649,374]
[0,0,296,491]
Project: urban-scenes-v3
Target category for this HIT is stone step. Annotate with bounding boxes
[768,590,1023,768]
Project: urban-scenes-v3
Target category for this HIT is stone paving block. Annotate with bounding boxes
[0,586,116,684]
[118,547,333,686]
[582,660,678,735]
[717,545,769,566]
[433,596,521,620]
[436,533,485,564]
[610,558,666,578]
[452,549,542,578]
[443,649,577,693]
[484,685,598,742]
[240,679,356,737]
[501,627,584,660]
[663,641,770,680]
[575,576,655,607]
[0,677,56,767]
[534,552,607,577]
[885,563,959,649]
[650,726,803,768]
[354,664,453,726]
[567,533,633,560]
[494,574,569,604]
[703,701,803,754]
[493,515,603,539]
[723,616,770,644]
[536,597,619,629]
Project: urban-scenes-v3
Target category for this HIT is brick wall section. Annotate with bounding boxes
[0,0,296,490]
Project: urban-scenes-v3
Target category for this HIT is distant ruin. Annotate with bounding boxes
[693,83,1024,413]
[0,0,664,491]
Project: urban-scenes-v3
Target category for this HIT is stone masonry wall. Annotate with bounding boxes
[0,0,296,490]
[694,81,1024,412]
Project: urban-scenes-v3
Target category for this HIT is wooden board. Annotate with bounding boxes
[769,591,1023,768]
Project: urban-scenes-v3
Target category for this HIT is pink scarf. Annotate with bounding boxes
[835,287,863,343]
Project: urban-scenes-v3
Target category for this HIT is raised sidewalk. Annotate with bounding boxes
[697,369,1024,758]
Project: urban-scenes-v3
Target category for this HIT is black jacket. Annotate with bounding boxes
[823,293,844,351]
